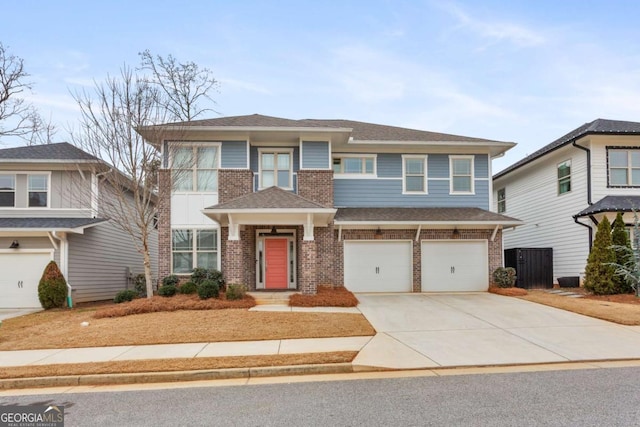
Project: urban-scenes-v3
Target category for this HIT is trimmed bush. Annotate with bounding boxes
[226,284,246,300]
[493,267,516,288]
[114,289,138,304]
[179,281,198,295]
[133,273,147,297]
[158,285,177,297]
[208,269,226,288]
[190,268,208,285]
[584,216,617,295]
[162,275,180,287]
[197,279,219,300]
[38,261,68,309]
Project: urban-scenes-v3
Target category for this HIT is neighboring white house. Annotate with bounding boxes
[0,143,158,308]
[493,119,640,283]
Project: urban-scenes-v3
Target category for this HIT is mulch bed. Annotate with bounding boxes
[94,293,256,318]
[289,285,359,307]
[488,286,528,296]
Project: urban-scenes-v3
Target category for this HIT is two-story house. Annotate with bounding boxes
[493,119,640,284]
[140,114,521,294]
[0,143,158,308]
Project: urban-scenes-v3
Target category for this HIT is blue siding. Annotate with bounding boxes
[474,154,489,178]
[333,179,489,209]
[301,141,329,169]
[428,154,449,178]
[221,141,248,168]
[377,153,401,178]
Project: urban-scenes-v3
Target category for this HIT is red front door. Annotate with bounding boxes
[265,238,288,289]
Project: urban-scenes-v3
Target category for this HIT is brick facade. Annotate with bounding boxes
[297,170,334,207]
[218,169,254,203]
[300,240,317,294]
[157,170,172,284]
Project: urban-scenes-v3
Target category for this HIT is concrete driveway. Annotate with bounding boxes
[353,293,640,369]
[0,309,41,322]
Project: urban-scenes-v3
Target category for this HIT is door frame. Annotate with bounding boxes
[255,228,296,290]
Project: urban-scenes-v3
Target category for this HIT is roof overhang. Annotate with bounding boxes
[0,219,107,237]
[203,208,337,227]
[333,219,523,229]
[340,139,516,157]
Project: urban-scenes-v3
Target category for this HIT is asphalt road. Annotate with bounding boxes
[2,367,640,426]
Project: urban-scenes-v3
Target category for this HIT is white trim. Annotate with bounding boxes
[91,173,99,217]
[449,155,475,195]
[257,148,294,190]
[557,158,572,195]
[335,220,522,227]
[170,227,221,275]
[0,248,54,256]
[402,154,428,194]
[169,142,221,194]
[331,153,377,177]
[246,140,250,169]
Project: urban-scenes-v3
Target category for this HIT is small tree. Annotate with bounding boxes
[610,211,640,297]
[584,216,617,295]
[38,261,67,309]
[611,212,634,293]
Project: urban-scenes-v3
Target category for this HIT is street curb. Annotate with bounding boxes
[0,363,357,390]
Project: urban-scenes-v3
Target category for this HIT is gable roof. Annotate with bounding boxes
[495,119,640,179]
[0,142,101,162]
[205,186,329,210]
[152,114,508,144]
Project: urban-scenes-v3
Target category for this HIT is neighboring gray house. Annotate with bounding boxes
[493,119,640,283]
[0,142,158,308]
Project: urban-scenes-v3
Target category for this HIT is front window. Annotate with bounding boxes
[260,151,292,189]
[333,156,375,175]
[609,148,640,187]
[558,160,571,194]
[172,229,218,274]
[403,155,427,193]
[0,175,15,207]
[28,174,48,207]
[171,145,219,192]
[497,188,506,213]
[450,156,474,194]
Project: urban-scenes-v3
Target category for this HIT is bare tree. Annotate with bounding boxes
[71,66,169,298]
[138,49,218,121]
[0,42,42,141]
[24,112,58,145]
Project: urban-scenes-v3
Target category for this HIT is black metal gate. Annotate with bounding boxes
[504,248,553,289]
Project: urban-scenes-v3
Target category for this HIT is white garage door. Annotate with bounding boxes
[344,241,412,292]
[0,252,52,308]
[421,240,488,292]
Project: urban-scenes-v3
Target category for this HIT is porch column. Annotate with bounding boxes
[224,237,244,284]
[300,240,317,295]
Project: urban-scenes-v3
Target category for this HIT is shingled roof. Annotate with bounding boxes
[574,196,640,218]
[205,186,329,210]
[0,142,100,162]
[334,207,521,224]
[495,119,640,179]
[0,217,107,231]
[160,114,505,143]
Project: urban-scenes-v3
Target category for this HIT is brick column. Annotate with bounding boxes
[300,240,317,294]
[157,170,171,284]
[224,239,244,284]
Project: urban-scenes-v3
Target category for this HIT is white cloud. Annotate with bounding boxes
[434,1,546,48]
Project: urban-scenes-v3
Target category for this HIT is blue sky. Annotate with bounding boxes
[2,0,640,171]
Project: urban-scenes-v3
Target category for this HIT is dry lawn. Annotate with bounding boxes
[519,290,640,325]
[0,352,357,380]
[290,285,359,307]
[0,308,375,351]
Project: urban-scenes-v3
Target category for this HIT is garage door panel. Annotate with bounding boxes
[344,241,412,292]
[422,241,488,292]
[0,252,50,308]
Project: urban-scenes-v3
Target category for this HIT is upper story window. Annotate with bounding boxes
[172,146,219,192]
[450,156,474,194]
[608,148,640,187]
[332,155,375,176]
[28,174,49,207]
[402,155,427,194]
[497,188,506,213]
[260,150,292,189]
[0,175,15,207]
[557,160,571,194]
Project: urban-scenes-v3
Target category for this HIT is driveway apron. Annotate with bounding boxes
[353,293,640,369]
